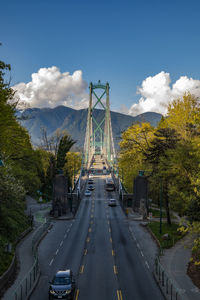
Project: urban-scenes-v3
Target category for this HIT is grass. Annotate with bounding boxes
[147,221,184,249]
[149,208,167,218]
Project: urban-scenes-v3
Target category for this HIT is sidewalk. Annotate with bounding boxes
[2,196,51,300]
[160,235,200,300]
[127,211,200,300]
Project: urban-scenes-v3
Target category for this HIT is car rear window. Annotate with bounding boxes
[53,276,71,285]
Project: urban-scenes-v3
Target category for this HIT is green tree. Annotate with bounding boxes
[144,127,180,224]
[56,134,76,171]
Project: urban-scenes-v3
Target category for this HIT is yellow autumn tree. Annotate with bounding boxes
[118,122,155,192]
[163,93,200,139]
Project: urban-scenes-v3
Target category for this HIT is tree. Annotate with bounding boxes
[56,134,76,170]
[164,93,200,140]
[64,152,82,189]
[118,122,155,191]
[144,127,180,225]
[40,127,69,156]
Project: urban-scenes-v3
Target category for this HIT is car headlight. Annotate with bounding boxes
[65,289,72,294]
[49,290,56,294]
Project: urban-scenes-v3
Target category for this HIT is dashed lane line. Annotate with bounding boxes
[75,289,79,300]
[49,258,54,266]
[60,240,63,247]
[114,265,118,274]
[145,261,150,269]
[80,265,84,273]
[55,249,59,255]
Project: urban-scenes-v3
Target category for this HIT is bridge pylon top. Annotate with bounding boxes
[90,81,109,90]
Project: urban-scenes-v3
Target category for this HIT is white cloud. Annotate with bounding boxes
[13,66,88,109]
[128,71,200,116]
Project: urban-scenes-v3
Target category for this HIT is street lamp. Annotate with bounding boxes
[159,178,163,234]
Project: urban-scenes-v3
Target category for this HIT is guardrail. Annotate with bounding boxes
[9,220,50,300]
[154,255,184,300]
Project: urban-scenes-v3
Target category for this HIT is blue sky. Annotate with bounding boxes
[1,0,200,115]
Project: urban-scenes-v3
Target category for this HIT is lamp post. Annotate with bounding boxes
[159,178,163,234]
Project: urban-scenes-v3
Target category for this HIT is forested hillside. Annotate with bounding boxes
[19,106,162,148]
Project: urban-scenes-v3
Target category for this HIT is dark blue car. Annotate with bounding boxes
[49,270,75,299]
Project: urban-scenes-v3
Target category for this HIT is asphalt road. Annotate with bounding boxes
[30,174,163,300]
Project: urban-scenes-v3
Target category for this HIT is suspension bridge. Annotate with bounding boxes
[83,80,116,169]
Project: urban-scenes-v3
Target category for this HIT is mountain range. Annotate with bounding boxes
[19,106,162,149]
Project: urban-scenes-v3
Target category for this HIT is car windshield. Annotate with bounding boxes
[53,276,71,285]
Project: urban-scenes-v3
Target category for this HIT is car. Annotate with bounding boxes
[88,185,95,191]
[88,179,94,184]
[85,190,92,196]
[49,270,75,299]
[108,198,117,206]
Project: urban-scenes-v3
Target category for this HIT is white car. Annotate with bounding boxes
[108,199,117,206]
[85,190,92,197]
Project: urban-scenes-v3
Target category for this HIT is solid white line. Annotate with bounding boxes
[56,249,59,255]
[49,258,54,266]
[60,240,63,247]
[140,250,144,257]
[145,261,150,269]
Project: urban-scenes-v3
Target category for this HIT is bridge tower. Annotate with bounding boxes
[84,81,115,168]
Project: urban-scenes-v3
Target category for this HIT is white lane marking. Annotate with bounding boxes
[137,243,140,249]
[56,249,59,255]
[70,223,72,227]
[145,261,150,269]
[140,250,144,257]
[64,234,67,238]
[67,228,70,232]
[49,258,54,266]
[60,240,63,247]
